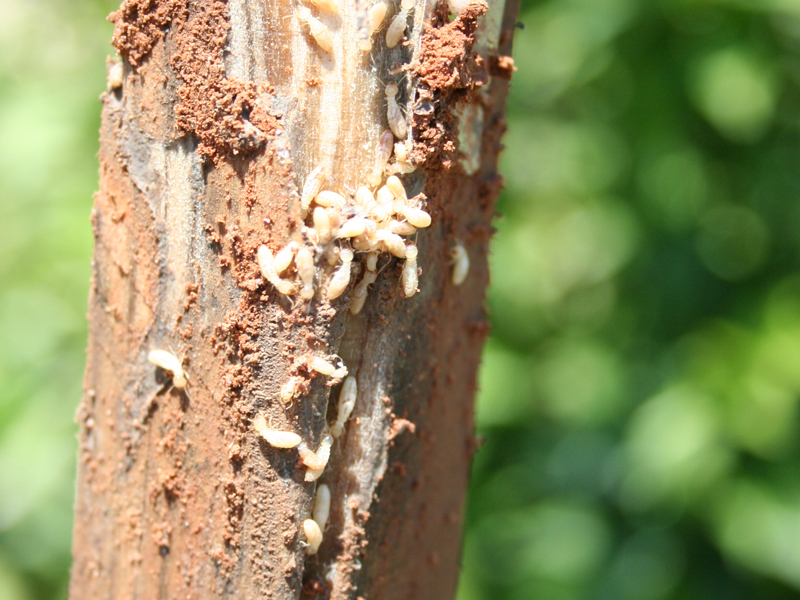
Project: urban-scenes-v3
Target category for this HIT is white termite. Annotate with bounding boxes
[301,166,326,217]
[349,270,376,315]
[388,141,415,174]
[398,206,431,228]
[300,430,334,480]
[394,141,408,163]
[297,7,334,55]
[314,190,346,209]
[257,245,297,296]
[338,217,367,239]
[274,242,298,275]
[371,202,392,223]
[376,185,395,207]
[352,234,372,252]
[375,230,407,257]
[355,186,377,211]
[385,83,407,139]
[313,484,332,531]
[387,161,416,175]
[447,0,470,13]
[309,356,335,376]
[367,252,379,272]
[385,175,407,200]
[252,414,302,448]
[330,376,358,438]
[148,349,188,389]
[309,356,347,379]
[388,219,417,236]
[402,244,419,297]
[296,246,316,300]
[385,0,414,48]
[360,1,388,51]
[368,1,388,36]
[303,518,323,555]
[327,248,354,299]
[368,130,395,187]
[313,206,334,245]
[451,241,469,286]
[281,377,302,403]
[108,61,123,90]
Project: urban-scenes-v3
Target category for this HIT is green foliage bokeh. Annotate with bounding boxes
[4,0,800,598]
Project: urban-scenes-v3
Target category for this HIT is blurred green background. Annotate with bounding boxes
[4,0,800,598]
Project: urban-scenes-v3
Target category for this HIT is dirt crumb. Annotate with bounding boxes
[112,0,281,162]
[413,1,488,92]
[110,0,185,67]
[488,54,517,79]
[388,417,416,441]
[409,1,489,170]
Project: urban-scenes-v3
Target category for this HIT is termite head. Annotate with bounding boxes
[385,82,399,98]
[297,6,312,22]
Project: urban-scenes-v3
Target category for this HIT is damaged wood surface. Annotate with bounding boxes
[69,0,518,598]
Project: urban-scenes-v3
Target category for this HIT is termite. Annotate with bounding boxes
[451,241,469,286]
[107,61,123,90]
[327,248,354,299]
[148,349,188,389]
[313,483,331,531]
[257,245,298,295]
[297,7,334,55]
[338,217,367,239]
[300,430,334,480]
[330,375,358,437]
[388,219,417,236]
[398,206,431,228]
[360,1,388,51]
[274,242,299,275]
[387,161,416,175]
[314,190,346,209]
[296,246,316,300]
[375,230,407,257]
[385,0,414,48]
[281,377,303,403]
[314,206,334,245]
[402,243,418,297]
[355,186,377,210]
[252,414,302,448]
[309,356,347,379]
[394,141,408,162]
[376,185,395,208]
[368,2,388,36]
[385,174,407,200]
[301,166,326,217]
[303,519,323,555]
[368,130,395,187]
[385,83,407,139]
[447,0,470,13]
[349,270,376,315]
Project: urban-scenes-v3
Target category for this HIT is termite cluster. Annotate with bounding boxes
[258,161,430,309]
[252,364,360,554]
[297,0,413,56]
[141,0,477,566]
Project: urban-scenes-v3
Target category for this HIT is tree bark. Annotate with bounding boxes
[69,0,518,598]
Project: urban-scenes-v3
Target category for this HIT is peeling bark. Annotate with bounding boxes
[69,0,518,598]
